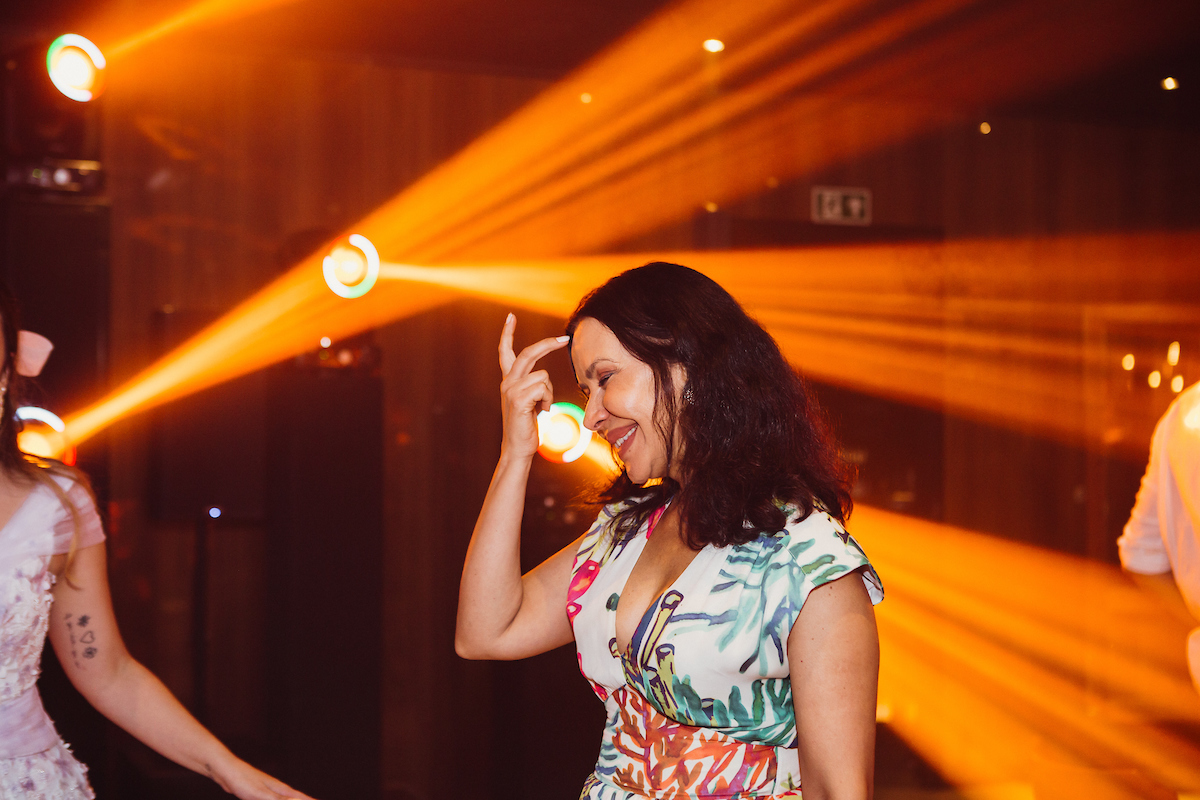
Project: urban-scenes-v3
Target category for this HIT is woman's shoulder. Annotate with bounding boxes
[731,505,883,604]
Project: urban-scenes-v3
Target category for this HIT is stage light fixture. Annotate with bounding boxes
[1172,375,1185,393]
[1149,370,1162,388]
[322,234,380,298]
[1162,76,1179,90]
[16,406,76,465]
[703,39,725,53]
[46,34,106,102]
[536,402,592,463]
[1122,353,1135,370]
[207,506,222,519]
[1168,341,1180,366]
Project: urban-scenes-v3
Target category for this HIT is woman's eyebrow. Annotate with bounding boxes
[583,358,616,379]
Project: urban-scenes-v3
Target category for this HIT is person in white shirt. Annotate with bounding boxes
[1119,380,1200,691]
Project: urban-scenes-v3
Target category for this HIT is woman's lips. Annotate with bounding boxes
[609,424,637,458]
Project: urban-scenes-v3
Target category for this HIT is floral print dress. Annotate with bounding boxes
[568,501,884,800]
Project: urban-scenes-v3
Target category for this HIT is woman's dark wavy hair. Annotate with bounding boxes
[566,262,853,549]
[0,280,92,573]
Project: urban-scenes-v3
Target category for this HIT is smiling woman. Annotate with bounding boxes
[457,262,883,800]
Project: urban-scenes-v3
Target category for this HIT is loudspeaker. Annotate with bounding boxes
[265,358,383,800]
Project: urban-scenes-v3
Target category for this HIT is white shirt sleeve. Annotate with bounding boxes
[1118,418,1172,575]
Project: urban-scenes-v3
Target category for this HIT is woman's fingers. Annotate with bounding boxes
[509,336,570,380]
[498,313,517,375]
[498,313,569,379]
[504,370,556,414]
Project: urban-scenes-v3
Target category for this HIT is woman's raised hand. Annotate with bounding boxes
[498,313,570,461]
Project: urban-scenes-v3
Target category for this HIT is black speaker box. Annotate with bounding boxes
[265,360,383,800]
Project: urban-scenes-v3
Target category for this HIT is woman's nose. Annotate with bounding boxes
[583,394,606,431]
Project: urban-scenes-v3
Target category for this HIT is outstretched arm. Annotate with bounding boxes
[789,571,879,800]
[48,543,315,800]
[455,313,578,661]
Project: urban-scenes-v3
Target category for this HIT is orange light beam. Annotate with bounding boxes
[103,0,303,59]
[64,229,1198,450]
[856,505,1200,795]
[352,0,1200,263]
[59,0,1200,447]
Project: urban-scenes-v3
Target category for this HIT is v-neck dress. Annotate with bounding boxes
[567,500,884,800]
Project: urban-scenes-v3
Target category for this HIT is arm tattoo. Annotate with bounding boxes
[63,612,99,667]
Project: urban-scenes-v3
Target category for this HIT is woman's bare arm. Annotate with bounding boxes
[48,544,315,800]
[455,314,577,660]
[788,571,879,800]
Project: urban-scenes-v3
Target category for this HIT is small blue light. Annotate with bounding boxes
[207,506,222,519]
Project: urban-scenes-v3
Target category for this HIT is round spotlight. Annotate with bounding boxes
[47,34,106,102]
[703,39,725,53]
[536,402,593,464]
[1162,77,1179,91]
[207,506,222,519]
[323,233,380,298]
[15,406,76,465]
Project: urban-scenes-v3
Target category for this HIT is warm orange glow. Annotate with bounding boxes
[62,229,1197,455]
[854,505,1200,795]
[18,431,54,458]
[104,0,302,59]
[59,0,1200,455]
[1122,353,1135,370]
[1150,370,1162,388]
[52,48,96,91]
[63,259,454,445]
[1163,76,1179,90]
[346,0,1197,263]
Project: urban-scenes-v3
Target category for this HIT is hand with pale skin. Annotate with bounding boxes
[497,312,571,461]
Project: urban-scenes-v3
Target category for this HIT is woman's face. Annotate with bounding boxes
[571,317,684,484]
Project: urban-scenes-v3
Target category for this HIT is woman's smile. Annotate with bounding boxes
[608,424,637,458]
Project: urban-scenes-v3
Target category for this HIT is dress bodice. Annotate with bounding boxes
[569,500,883,799]
[0,478,105,767]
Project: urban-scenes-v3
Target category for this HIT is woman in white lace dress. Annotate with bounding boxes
[0,283,315,800]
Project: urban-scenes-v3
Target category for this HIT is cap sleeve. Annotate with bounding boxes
[764,510,884,652]
[50,479,106,555]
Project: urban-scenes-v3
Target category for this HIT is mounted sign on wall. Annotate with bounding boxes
[811,186,872,226]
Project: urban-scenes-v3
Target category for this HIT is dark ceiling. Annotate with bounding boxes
[2,0,1196,120]
[1,0,676,78]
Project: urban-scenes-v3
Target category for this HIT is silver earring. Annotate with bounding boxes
[683,386,694,404]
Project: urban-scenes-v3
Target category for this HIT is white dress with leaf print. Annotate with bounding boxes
[567,500,884,800]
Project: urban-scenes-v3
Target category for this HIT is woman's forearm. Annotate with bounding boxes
[455,452,534,657]
[81,655,239,780]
